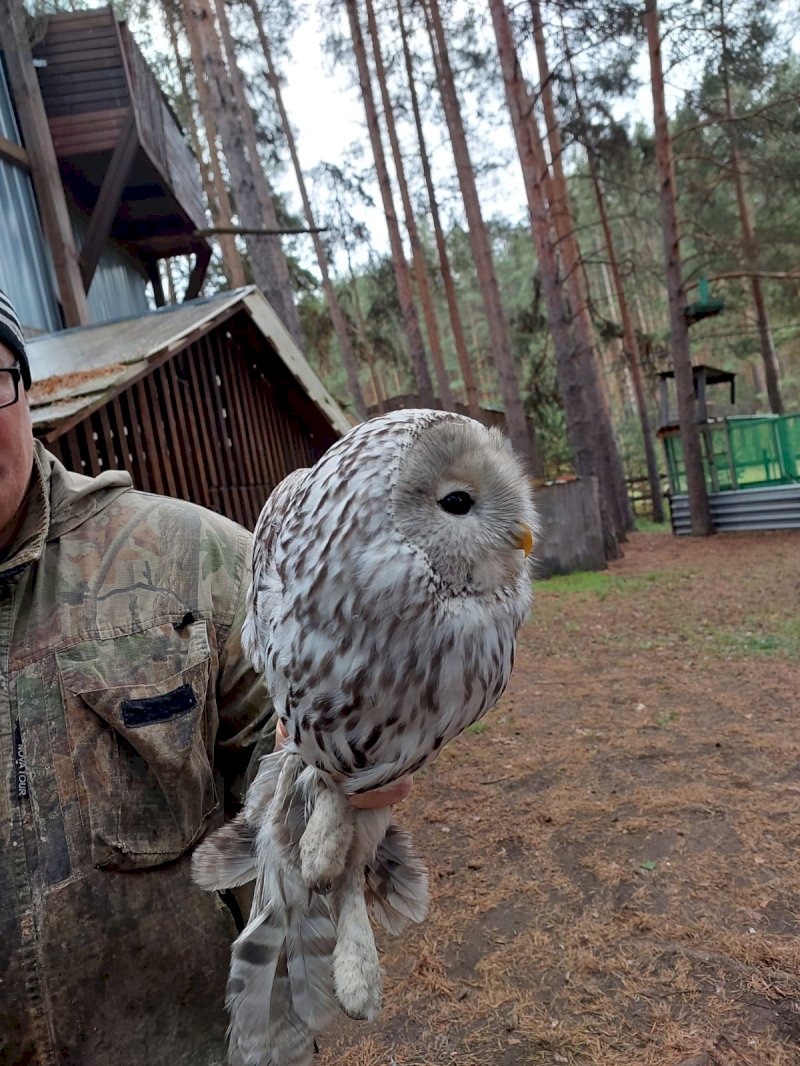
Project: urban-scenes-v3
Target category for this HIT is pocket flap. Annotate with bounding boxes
[122,684,198,728]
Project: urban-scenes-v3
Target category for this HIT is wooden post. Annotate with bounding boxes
[80,110,138,292]
[184,244,211,301]
[0,0,89,325]
[146,260,167,307]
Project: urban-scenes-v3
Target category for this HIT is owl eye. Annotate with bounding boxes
[438,491,474,515]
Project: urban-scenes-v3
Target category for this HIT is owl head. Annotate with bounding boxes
[391,414,536,595]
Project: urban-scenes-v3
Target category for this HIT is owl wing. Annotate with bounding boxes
[243,467,309,672]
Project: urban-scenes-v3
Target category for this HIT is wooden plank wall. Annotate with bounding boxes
[533,477,607,578]
[34,9,205,230]
[34,8,130,156]
[46,324,331,531]
[118,24,166,178]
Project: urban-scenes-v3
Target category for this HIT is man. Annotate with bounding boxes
[0,291,407,1065]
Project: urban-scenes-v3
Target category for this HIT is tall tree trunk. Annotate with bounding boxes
[340,229,388,412]
[347,264,387,412]
[719,5,783,413]
[344,0,434,408]
[489,0,621,554]
[530,0,633,536]
[396,0,480,420]
[211,0,304,347]
[163,0,245,288]
[246,0,366,419]
[645,0,712,535]
[180,0,303,345]
[423,0,538,471]
[561,35,664,523]
[365,0,453,411]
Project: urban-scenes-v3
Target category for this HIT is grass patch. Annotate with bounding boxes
[711,616,800,658]
[654,711,679,726]
[465,721,490,736]
[634,517,672,534]
[539,568,668,600]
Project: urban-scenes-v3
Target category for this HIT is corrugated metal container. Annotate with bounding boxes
[0,61,62,332]
[670,484,800,534]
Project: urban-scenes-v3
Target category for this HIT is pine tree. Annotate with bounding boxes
[529,0,634,537]
[364,0,454,411]
[645,0,713,535]
[247,0,367,418]
[717,0,783,413]
[180,0,303,345]
[423,0,538,469]
[163,0,245,289]
[396,0,480,420]
[490,0,630,553]
[344,0,435,408]
[559,23,665,523]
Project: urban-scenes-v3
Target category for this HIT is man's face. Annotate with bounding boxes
[0,340,34,551]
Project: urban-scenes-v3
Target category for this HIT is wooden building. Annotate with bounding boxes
[31,6,211,300]
[0,5,210,332]
[29,287,350,531]
[0,7,350,528]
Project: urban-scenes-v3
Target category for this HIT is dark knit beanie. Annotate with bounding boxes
[0,289,31,389]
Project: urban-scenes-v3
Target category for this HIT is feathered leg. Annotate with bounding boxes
[331,807,392,1020]
[299,778,354,892]
[193,753,431,1062]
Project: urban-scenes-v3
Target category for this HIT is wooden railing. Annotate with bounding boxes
[118,22,206,231]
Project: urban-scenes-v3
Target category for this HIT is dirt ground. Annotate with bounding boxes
[318,528,800,1066]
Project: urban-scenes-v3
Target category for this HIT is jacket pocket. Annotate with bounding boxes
[57,620,219,870]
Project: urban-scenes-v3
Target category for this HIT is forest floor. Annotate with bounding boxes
[318,526,800,1066]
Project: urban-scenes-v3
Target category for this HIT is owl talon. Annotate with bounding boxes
[333,941,382,1021]
[336,1001,370,1022]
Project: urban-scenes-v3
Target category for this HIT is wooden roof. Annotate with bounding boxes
[27,286,352,439]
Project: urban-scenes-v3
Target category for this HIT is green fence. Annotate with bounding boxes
[663,414,800,495]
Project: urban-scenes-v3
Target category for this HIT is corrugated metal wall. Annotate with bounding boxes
[670,485,800,534]
[45,323,329,531]
[0,58,62,333]
[70,208,149,323]
[1,58,147,331]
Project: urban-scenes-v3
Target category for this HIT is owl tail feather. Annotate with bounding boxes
[191,813,256,891]
[191,750,298,892]
[225,755,341,1066]
[365,823,430,935]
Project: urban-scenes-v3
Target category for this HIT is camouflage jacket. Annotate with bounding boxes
[0,443,274,1066]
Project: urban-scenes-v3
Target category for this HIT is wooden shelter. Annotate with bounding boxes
[29,5,210,300]
[28,287,351,531]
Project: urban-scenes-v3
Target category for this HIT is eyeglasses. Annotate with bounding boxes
[0,366,22,409]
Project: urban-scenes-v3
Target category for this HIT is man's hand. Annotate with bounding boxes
[274,720,413,809]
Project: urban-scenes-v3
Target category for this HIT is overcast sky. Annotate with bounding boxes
[275,10,659,273]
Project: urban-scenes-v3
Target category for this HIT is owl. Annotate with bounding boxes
[193,409,536,1066]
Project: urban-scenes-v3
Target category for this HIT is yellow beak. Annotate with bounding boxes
[516,525,534,557]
